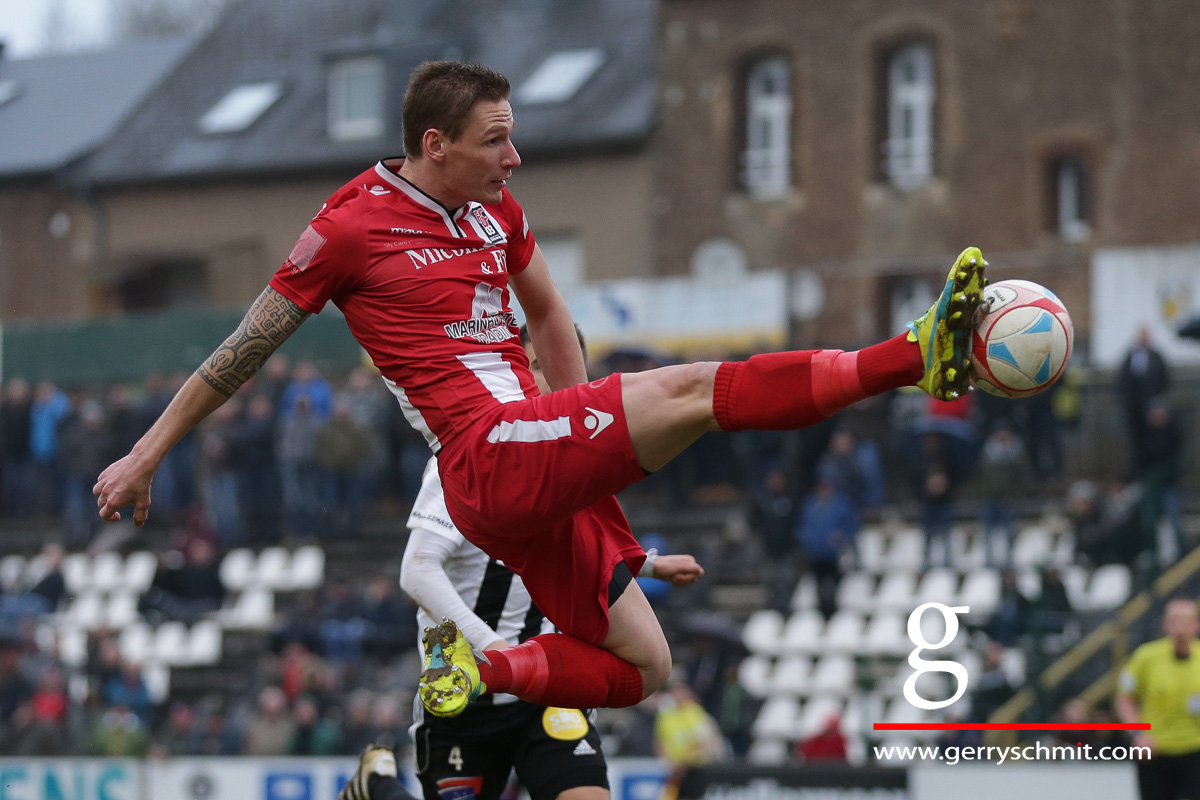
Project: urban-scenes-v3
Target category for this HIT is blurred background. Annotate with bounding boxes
[0,0,1198,798]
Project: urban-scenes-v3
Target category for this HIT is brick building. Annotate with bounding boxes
[651,0,1200,351]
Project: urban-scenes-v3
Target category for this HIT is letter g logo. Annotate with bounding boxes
[903,602,969,711]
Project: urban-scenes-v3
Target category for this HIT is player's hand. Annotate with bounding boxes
[485,639,514,652]
[653,554,705,586]
[1132,732,1155,754]
[93,452,156,526]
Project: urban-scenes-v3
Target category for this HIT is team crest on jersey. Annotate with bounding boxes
[468,206,507,246]
[436,777,483,800]
[543,707,589,741]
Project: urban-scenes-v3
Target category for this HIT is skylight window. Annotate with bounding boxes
[0,80,21,109]
[198,81,283,134]
[516,49,604,105]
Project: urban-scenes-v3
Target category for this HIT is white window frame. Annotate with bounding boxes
[1056,157,1091,241]
[884,44,935,189]
[742,56,792,199]
[328,56,385,142]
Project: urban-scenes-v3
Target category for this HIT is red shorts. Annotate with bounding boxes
[436,374,647,645]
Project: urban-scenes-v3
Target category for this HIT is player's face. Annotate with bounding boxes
[443,99,521,206]
[523,339,551,395]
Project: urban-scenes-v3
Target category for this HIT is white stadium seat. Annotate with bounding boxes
[123,552,158,593]
[916,568,959,606]
[0,555,26,592]
[1085,564,1131,611]
[781,610,824,655]
[875,572,918,612]
[286,546,325,590]
[835,572,875,612]
[743,610,784,656]
[153,621,189,665]
[1063,565,1089,608]
[753,697,800,739]
[104,592,139,630]
[118,623,153,665]
[950,528,985,570]
[790,574,817,611]
[58,627,89,669]
[1012,526,1052,569]
[62,553,92,595]
[888,530,925,572]
[90,552,124,593]
[959,569,1001,619]
[810,655,855,696]
[770,656,811,696]
[65,593,104,630]
[143,663,170,704]
[857,528,887,573]
[822,610,865,654]
[798,696,844,738]
[186,620,223,666]
[221,587,274,629]
[862,612,909,658]
[219,548,256,591]
[256,547,290,590]
[747,738,789,765]
[738,656,773,698]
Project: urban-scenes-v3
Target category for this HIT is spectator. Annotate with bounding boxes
[319,581,368,665]
[916,435,957,569]
[0,633,33,720]
[816,429,870,509]
[29,381,72,515]
[969,643,1016,722]
[243,686,295,756]
[985,570,1031,647]
[797,473,859,620]
[0,378,34,517]
[280,362,334,422]
[360,577,414,659]
[1135,399,1184,565]
[975,425,1031,567]
[103,661,153,726]
[749,469,799,613]
[365,694,407,752]
[88,704,149,757]
[276,396,323,537]
[198,400,243,546]
[231,394,281,542]
[151,701,197,757]
[717,665,758,760]
[58,400,115,545]
[288,695,343,755]
[278,641,329,702]
[194,707,241,755]
[341,690,376,755]
[1118,327,1169,445]
[337,367,391,502]
[315,401,373,538]
[796,712,848,763]
[1030,567,1074,640]
[139,539,226,625]
[27,543,66,612]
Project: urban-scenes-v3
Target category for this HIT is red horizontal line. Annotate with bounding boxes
[873,723,1150,731]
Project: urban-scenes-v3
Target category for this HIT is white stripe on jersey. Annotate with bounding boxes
[456,351,525,403]
[486,417,571,444]
[382,378,442,452]
[374,162,464,238]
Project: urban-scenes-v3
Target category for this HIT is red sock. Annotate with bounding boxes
[477,634,644,708]
[712,333,923,431]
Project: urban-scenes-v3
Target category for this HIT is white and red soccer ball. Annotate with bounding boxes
[971,279,1073,398]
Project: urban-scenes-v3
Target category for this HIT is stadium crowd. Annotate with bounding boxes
[0,329,1190,759]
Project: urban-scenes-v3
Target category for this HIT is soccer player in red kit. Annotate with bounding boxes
[95,61,987,722]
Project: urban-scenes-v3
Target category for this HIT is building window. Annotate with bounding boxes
[328,57,385,141]
[883,43,935,189]
[115,260,209,312]
[1049,155,1091,241]
[198,81,283,135]
[742,55,791,199]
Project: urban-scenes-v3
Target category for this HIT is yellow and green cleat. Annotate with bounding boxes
[907,246,989,401]
[419,618,486,718]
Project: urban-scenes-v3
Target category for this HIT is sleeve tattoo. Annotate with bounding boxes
[197,287,310,398]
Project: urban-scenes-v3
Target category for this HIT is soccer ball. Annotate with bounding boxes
[971,279,1073,397]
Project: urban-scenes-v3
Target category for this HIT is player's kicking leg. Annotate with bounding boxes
[621,246,988,471]
[339,745,417,800]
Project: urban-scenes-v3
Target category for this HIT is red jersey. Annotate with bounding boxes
[269,161,539,453]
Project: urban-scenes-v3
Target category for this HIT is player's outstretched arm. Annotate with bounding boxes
[509,245,587,391]
[94,286,309,526]
[650,554,705,586]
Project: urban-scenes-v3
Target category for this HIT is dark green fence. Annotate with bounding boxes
[1,309,366,386]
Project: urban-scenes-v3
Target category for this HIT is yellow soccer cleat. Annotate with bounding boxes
[907,246,989,401]
[338,744,398,800]
[418,618,486,718]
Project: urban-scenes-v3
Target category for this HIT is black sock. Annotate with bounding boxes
[369,776,418,800]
